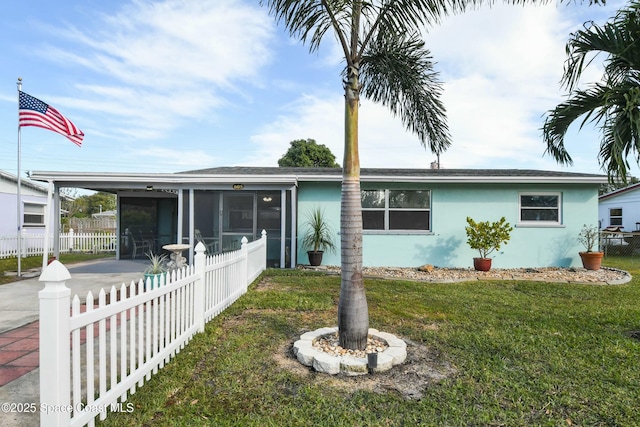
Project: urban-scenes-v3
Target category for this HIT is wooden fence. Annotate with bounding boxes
[0,230,116,259]
[38,231,267,427]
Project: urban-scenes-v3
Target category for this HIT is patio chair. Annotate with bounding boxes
[131,234,153,259]
[195,229,218,254]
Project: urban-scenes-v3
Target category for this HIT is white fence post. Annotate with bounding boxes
[68,228,75,252]
[194,242,206,333]
[38,261,71,427]
[20,229,26,258]
[261,229,267,271]
[241,237,249,290]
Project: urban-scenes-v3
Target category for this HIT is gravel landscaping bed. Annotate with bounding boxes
[303,265,631,285]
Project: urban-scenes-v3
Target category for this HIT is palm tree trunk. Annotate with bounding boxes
[338,67,369,350]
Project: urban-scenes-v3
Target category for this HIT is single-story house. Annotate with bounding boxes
[598,182,640,231]
[30,167,606,269]
[0,169,54,237]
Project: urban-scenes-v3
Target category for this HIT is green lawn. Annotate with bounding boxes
[86,257,639,426]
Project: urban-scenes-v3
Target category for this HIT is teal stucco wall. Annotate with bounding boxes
[297,181,599,269]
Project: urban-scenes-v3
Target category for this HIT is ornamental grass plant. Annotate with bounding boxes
[98,257,640,426]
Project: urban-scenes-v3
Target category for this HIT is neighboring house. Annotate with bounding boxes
[92,209,117,219]
[598,182,640,231]
[0,170,53,237]
[30,167,606,269]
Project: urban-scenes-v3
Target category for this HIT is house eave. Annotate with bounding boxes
[29,171,298,190]
[30,168,607,188]
[297,174,607,184]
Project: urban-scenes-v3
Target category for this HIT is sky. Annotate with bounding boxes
[0,0,634,180]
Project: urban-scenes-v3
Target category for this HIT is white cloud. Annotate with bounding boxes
[249,4,584,171]
[35,0,275,141]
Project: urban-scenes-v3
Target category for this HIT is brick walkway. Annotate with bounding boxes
[0,321,39,387]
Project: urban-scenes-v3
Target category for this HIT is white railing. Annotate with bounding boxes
[39,231,267,427]
[0,229,116,259]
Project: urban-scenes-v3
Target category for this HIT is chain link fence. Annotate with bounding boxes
[601,231,640,257]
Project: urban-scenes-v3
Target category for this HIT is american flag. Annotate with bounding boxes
[18,91,84,147]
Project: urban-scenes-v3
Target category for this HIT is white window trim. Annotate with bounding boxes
[23,201,46,227]
[608,207,623,227]
[517,192,562,227]
[362,189,431,233]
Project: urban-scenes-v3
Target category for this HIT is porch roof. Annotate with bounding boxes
[29,166,606,191]
[183,166,607,184]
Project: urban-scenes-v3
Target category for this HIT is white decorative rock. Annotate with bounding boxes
[313,352,341,375]
[293,327,407,375]
[384,346,407,364]
[371,352,394,373]
[340,356,368,376]
[295,346,317,366]
[292,339,312,357]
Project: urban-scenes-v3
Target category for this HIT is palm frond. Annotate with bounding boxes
[563,4,640,90]
[359,31,451,154]
[598,84,640,181]
[260,0,351,55]
[542,83,612,165]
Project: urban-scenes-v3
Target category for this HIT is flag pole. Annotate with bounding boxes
[16,77,22,277]
[42,180,53,271]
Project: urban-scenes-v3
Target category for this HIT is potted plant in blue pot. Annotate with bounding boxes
[144,252,167,289]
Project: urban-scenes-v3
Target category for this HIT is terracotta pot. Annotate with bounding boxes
[579,251,604,270]
[307,251,324,267]
[473,257,492,272]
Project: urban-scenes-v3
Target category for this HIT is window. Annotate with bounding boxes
[23,203,45,227]
[609,208,623,226]
[362,189,430,231]
[519,193,561,224]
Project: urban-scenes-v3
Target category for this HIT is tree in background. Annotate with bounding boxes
[64,191,116,219]
[543,2,640,184]
[599,176,640,195]
[278,138,340,167]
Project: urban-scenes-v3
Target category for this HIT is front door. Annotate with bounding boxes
[222,193,255,251]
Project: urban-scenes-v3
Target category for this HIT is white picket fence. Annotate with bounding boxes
[0,229,116,259]
[39,231,267,427]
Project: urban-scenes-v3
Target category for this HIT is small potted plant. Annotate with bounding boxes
[301,207,336,266]
[144,252,167,289]
[465,216,513,271]
[578,224,604,270]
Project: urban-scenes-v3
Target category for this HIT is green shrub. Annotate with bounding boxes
[465,216,513,259]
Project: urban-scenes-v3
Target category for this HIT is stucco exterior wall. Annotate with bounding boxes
[0,193,50,236]
[297,181,599,269]
[0,176,51,236]
[598,188,640,231]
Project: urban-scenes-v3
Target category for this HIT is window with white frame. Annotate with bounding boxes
[23,203,45,227]
[519,193,561,224]
[609,208,623,226]
[362,189,431,231]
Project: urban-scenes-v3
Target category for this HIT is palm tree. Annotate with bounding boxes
[263,0,601,350]
[543,1,640,184]
[262,0,451,350]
